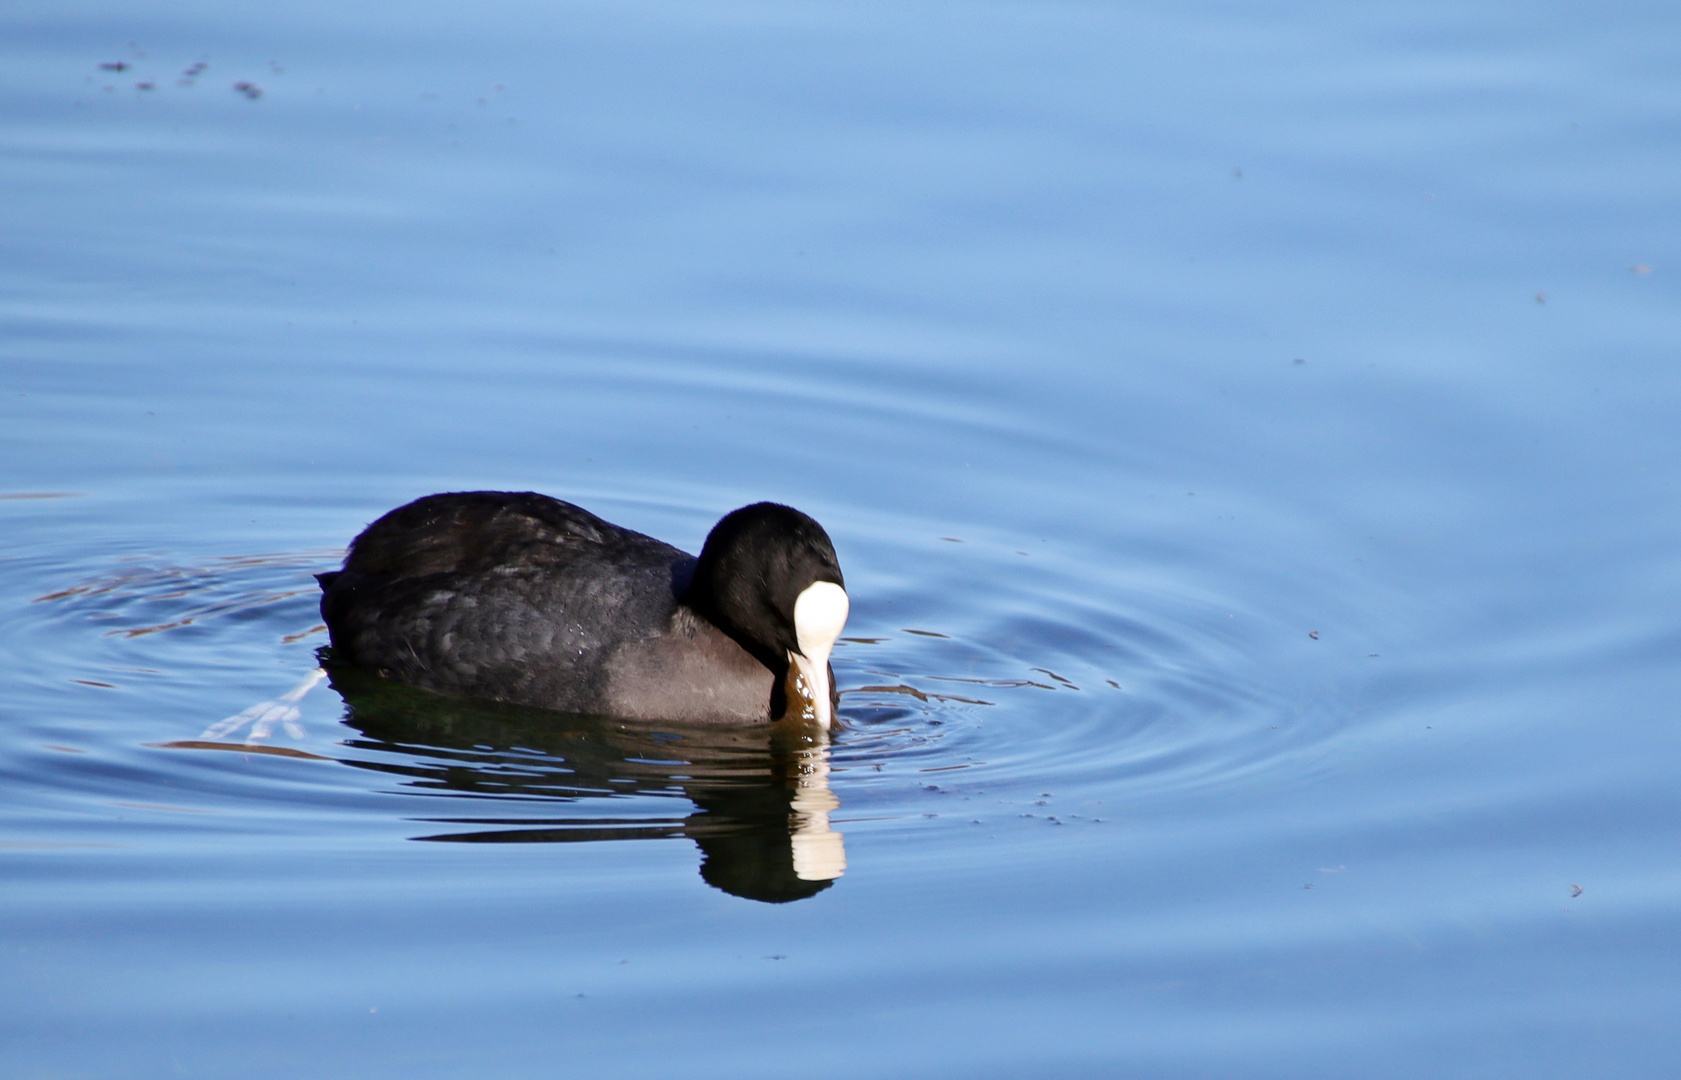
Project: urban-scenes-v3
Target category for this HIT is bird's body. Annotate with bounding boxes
[317,492,847,726]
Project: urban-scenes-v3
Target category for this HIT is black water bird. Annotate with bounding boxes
[316,492,849,727]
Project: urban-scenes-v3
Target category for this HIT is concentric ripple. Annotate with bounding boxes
[0,487,1348,889]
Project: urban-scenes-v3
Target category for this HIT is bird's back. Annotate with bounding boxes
[319,492,694,711]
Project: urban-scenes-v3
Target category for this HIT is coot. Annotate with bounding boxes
[317,492,849,727]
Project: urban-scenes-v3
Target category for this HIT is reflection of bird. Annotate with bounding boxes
[317,493,849,727]
[327,663,846,904]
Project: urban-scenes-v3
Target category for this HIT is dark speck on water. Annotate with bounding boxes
[4,0,1679,1075]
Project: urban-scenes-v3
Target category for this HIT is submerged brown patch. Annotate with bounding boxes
[783,663,821,723]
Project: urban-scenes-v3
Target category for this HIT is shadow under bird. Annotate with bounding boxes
[316,492,849,727]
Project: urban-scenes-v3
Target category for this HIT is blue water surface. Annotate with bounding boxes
[3,0,1680,1076]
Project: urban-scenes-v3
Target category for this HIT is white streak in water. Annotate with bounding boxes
[201,667,325,742]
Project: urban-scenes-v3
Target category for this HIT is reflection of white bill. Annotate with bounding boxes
[788,739,846,881]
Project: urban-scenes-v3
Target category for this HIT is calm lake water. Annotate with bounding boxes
[4,0,1680,1075]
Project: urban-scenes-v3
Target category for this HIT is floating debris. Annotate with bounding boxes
[850,683,927,702]
[147,740,330,761]
[1032,667,1078,689]
[847,683,992,707]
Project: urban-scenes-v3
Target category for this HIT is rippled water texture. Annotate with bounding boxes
[4,0,1680,1075]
